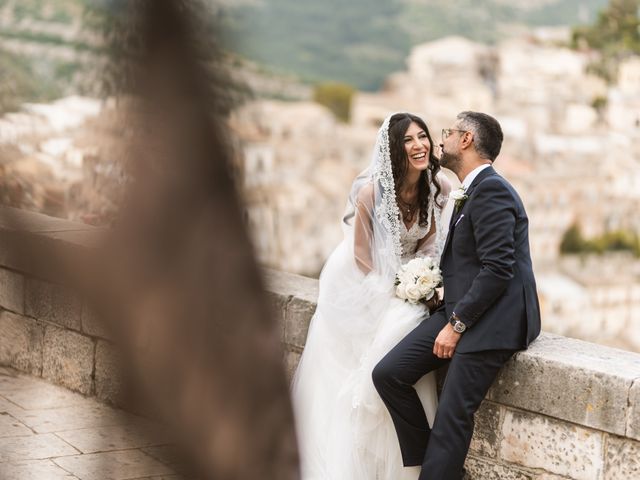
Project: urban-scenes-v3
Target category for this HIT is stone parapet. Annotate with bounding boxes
[2,206,640,478]
[265,268,640,480]
[0,207,119,404]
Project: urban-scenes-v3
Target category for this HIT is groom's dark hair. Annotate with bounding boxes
[456,111,503,161]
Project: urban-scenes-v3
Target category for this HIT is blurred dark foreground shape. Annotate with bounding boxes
[0,0,300,478]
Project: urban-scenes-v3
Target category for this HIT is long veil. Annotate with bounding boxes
[345,115,447,283]
[292,115,449,480]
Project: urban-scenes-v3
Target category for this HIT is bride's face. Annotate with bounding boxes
[403,122,431,173]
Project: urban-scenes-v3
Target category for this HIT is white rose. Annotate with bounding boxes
[396,284,408,300]
[449,187,467,201]
[405,284,422,304]
[422,256,436,268]
[417,276,433,296]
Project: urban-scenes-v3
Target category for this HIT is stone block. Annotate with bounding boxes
[627,379,640,441]
[135,476,184,480]
[0,397,22,416]
[10,402,139,434]
[469,401,502,459]
[500,408,603,480]
[489,333,640,436]
[55,421,170,454]
[0,311,44,375]
[604,434,640,480]
[266,291,288,343]
[263,268,319,305]
[266,269,319,348]
[53,450,174,480]
[42,326,94,395]
[143,445,190,473]
[284,295,316,349]
[0,268,24,313]
[464,454,533,480]
[0,368,46,392]
[283,349,301,382]
[534,475,575,479]
[25,278,82,331]
[0,459,77,479]
[0,412,33,437]
[95,340,126,406]
[0,380,89,410]
[0,433,78,462]
[81,304,114,340]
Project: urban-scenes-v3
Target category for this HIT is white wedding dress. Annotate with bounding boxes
[291,115,451,480]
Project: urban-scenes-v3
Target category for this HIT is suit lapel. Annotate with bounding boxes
[441,166,497,256]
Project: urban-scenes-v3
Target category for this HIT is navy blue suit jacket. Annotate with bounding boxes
[440,166,541,353]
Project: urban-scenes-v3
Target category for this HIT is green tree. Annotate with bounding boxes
[572,0,640,81]
[313,82,354,122]
[0,49,46,114]
[560,223,587,254]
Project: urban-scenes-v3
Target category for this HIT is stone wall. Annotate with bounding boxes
[0,206,122,405]
[2,207,640,479]
[265,268,640,480]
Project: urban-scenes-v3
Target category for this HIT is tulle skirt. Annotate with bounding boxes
[291,240,438,480]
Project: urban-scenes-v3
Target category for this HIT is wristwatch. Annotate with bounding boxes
[449,312,467,334]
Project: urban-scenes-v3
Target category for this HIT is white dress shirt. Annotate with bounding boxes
[461,164,491,191]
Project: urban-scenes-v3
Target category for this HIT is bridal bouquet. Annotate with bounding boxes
[394,256,443,305]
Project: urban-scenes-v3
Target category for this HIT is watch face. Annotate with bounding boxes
[454,321,466,333]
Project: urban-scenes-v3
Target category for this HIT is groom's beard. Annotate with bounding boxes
[440,149,462,174]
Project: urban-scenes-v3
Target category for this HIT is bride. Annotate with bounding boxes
[291,113,452,479]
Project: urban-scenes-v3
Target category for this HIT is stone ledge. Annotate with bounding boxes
[489,333,640,440]
[0,206,100,284]
[3,207,640,479]
[264,269,640,442]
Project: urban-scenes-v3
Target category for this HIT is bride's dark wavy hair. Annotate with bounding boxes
[388,112,443,226]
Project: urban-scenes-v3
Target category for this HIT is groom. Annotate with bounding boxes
[373,111,540,479]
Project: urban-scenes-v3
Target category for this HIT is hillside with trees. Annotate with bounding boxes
[0,0,612,106]
[217,0,609,90]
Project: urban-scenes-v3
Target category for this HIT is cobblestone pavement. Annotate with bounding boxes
[0,367,185,479]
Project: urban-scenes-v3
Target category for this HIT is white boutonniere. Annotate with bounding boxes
[449,187,468,212]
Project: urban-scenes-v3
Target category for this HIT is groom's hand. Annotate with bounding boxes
[433,323,462,359]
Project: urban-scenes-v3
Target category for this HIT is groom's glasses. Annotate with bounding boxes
[441,128,467,140]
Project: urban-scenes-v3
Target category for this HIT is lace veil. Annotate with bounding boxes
[343,114,447,285]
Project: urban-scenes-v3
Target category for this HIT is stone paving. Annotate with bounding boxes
[0,366,185,479]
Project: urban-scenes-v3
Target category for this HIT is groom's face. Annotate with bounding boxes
[439,124,463,172]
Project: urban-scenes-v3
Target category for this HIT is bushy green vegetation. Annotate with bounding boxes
[571,0,640,81]
[313,82,355,122]
[560,223,640,256]
[8,0,84,23]
[0,48,60,114]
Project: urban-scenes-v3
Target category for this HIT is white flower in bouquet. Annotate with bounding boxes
[394,256,443,305]
[405,284,423,303]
